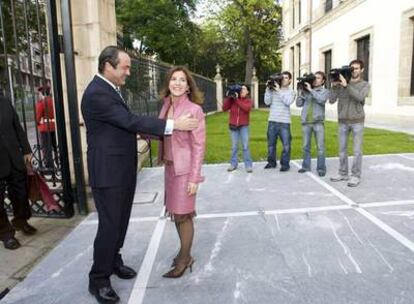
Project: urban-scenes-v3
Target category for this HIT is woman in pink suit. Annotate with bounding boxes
[158,66,206,278]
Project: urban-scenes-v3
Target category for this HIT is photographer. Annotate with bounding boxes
[329,59,370,187]
[263,71,295,171]
[222,85,253,173]
[296,71,329,176]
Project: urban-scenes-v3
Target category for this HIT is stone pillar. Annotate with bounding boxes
[251,67,259,109]
[56,0,117,210]
[214,64,223,111]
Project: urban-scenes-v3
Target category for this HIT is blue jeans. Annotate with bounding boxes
[229,126,253,169]
[301,123,326,173]
[338,122,364,178]
[266,121,291,169]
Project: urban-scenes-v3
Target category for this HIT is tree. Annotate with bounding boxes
[202,0,282,83]
[116,0,200,65]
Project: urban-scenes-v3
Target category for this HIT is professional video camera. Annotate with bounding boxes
[329,66,354,83]
[226,84,242,99]
[297,73,316,90]
[266,73,283,90]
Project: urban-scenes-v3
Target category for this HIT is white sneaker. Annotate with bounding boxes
[227,166,237,172]
[347,176,360,187]
[330,174,349,182]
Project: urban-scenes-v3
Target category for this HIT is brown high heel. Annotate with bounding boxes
[163,257,194,278]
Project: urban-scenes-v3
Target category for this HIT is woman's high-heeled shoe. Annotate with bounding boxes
[163,257,194,278]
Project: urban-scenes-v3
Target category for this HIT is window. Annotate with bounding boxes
[298,0,301,25]
[411,19,414,96]
[356,35,370,81]
[325,0,333,13]
[324,50,332,88]
[292,0,295,29]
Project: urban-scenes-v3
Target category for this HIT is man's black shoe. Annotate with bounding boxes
[88,285,120,304]
[298,168,307,173]
[318,171,326,177]
[2,236,21,250]
[280,167,290,172]
[13,222,37,235]
[113,265,137,279]
[264,163,276,169]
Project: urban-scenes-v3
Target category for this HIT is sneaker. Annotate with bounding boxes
[246,168,253,173]
[318,171,326,177]
[298,168,308,173]
[347,176,360,187]
[330,174,349,182]
[264,163,276,169]
[227,166,237,172]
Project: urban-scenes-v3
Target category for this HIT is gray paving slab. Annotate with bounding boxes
[2,153,414,304]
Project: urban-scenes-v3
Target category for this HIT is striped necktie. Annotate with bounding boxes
[115,87,125,103]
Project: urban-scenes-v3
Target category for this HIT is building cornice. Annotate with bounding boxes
[311,0,367,32]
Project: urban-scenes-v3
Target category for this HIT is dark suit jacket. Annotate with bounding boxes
[81,75,166,188]
[0,96,32,178]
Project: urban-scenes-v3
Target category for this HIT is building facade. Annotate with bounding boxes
[280,0,414,121]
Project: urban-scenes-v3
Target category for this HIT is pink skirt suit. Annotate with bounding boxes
[158,95,206,218]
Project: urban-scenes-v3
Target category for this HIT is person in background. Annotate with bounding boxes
[0,95,37,250]
[222,84,253,173]
[329,59,370,187]
[36,85,57,171]
[263,71,296,171]
[296,71,329,176]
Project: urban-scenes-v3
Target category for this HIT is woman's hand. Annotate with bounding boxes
[187,182,198,196]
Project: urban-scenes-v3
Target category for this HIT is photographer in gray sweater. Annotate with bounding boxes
[296,71,329,176]
[329,59,370,187]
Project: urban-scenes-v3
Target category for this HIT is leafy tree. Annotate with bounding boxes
[116,0,200,65]
[196,0,282,83]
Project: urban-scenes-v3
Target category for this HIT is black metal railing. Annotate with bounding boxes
[0,0,74,218]
[120,54,218,166]
[123,55,217,116]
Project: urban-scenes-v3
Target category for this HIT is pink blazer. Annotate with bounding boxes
[158,95,206,183]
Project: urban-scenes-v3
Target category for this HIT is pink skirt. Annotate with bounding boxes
[164,163,196,216]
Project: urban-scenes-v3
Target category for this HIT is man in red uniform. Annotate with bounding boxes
[36,86,57,171]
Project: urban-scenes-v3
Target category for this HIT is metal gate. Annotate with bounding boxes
[0,0,74,218]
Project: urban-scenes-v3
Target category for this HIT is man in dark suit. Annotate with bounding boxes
[81,46,198,304]
[0,95,37,250]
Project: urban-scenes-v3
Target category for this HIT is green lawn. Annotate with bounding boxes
[204,110,414,164]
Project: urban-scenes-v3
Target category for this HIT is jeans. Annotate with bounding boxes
[229,126,253,169]
[266,121,291,169]
[338,122,364,178]
[301,123,326,173]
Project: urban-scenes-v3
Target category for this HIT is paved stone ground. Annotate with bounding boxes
[2,153,414,304]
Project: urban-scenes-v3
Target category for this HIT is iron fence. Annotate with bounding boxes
[120,54,218,166]
[0,0,74,217]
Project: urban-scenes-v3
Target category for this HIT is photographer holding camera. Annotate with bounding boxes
[296,71,329,176]
[222,84,253,173]
[329,59,370,187]
[263,71,295,171]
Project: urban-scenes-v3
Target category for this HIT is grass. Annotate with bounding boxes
[204,110,414,164]
[143,110,414,166]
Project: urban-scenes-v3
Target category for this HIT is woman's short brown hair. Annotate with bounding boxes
[160,66,204,105]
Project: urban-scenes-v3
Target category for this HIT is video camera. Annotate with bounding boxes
[296,73,316,90]
[226,84,242,99]
[266,73,283,90]
[329,66,354,83]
